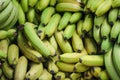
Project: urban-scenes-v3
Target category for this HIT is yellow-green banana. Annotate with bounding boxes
[54,71,65,80]
[27,8,35,23]
[83,70,93,80]
[0,0,11,12]
[98,70,110,80]
[20,0,29,12]
[50,0,56,6]
[28,0,38,7]
[90,67,102,78]
[112,0,120,8]
[70,72,81,80]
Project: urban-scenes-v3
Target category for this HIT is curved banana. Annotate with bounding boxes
[27,8,35,23]
[98,70,110,80]
[90,67,102,78]
[70,72,81,80]
[0,0,11,12]
[20,0,29,12]
[112,0,120,8]
[54,71,65,80]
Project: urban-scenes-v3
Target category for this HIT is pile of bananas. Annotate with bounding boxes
[0,0,120,80]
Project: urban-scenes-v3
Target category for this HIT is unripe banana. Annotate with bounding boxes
[95,0,112,16]
[40,7,55,25]
[0,0,11,12]
[35,0,50,11]
[72,31,84,52]
[28,0,38,7]
[57,12,72,30]
[54,71,65,80]
[69,12,82,24]
[20,0,29,12]
[56,3,83,12]
[56,61,74,72]
[70,72,81,80]
[86,0,94,10]
[112,0,120,8]
[27,8,35,23]
[0,50,7,59]
[26,62,43,80]
[45,14,61,37]
[55,31,73,53]
[98,70,110,80]
[38,69,52,80]
[0,30,8,40]
[63,24,76,40]
[83,70,93,80]
[74,62,89,73]
[14,56,28,80]
[108,8,118,26]
[0,75,7,80]
[7,44,19,68]
[2,61,13,79]
[79,55,104,66]
[90,67,102,78]
[7,29,17,38]
[50,0,56,6]
[100,18,111,39]
[23,22,51,57]
[117,8,120,20]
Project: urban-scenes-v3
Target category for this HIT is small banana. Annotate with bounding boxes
[20,0,29,12]
[54,71,65,80]
[90,67,102,78]
[112,0,120,8]
[98,70,110,80]
[83,70,93,80]
[27,8,35,23]
[79,55,104,66]
[70,72,81,80]
[28,0,38,7]
[14,56,28,80]
[25,62,43,80]
[50,0,56,6]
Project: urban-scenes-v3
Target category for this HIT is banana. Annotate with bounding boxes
[38,69,52,80]
[84,37,97,55]
[90,67,102,78]
[35,0,50,11]
[70,72,81,80]
[56,3,83,12]
[63,24,76,40]
[0,30,8,40]
[86,0,94,10]
[98,70,110,80]
[83,70,93,80]
[50,0,56,6]
[108,8,118,26]
[82,14,93,34]
[110,21,120,41]
[26,62,43,80]
[20,0,29,12]
[95,0,112,16]
[101,36,113,53]
[43,40,56,57]
[55,31,73,53]
[0,50,7,59]
[28,0,38,7]
[59,52,87,64]
[14,56,28,80]
[112,43,120,76]
[56,61,74,72]
[117,33,120,45]
[54,71,65,80]
[0,2,13,24]
[57,12,72,30]
[49,35,58,51]
[7,29,17,38]
[69,12,82,24]
[7,44,19,68]
[0,75,7,80]
[79,55,104,66]
[23,22,51,57]
[27,8,35,23]
[17,32,43,63]
[45,13,61,38]
[100,18,111,39]
[74,62,89,73]
[64,78,71,80]
[112,0,120,8]
[2,61,13,79]
[40,7,55,25]
[0,0,11,12]
[104,48,120,80]
[72,31,84,52]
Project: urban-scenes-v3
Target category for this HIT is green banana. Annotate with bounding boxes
[57,12,72,30]
[14,56,28,80]
[100,18,111,39]
[98,70,110,80]
[56,61,74,72]
[63,24,76,40]
[55,31,73,53]
[74,62,89,73]
[82,14,93,34]
[0,30,8,40]
[28,0,38,7]
[54,71,65,80]
[117,8,120,20]
[20,0,29,12]
[38,69,52,80]
[0,0,11,12]
[23,22,51,57]
[27,8,35,23]
[117,33,120,45]
[69,12,82,24]
[7,29,17,38]
[70,72,81,80]
[35,0,50,11]
[108,8,118,26]
[83,70,93,80]
[86,0,94,10]
[1,74,7,80]
[90,67,102,78]
[7,44,19,68]
[40,7,55,25]
[17,32,43,63]
[72,31,84,52]
[79,55,104,66]
[112,0,120,8]
[2,61,13,79]
[44,13,61,37]
[110,21,120,41]
[50,0,56,6]
[104,48,120,80]
[0,50,7,59]
[95,0,112,16]
[56,3,83,12]
[101,37,113,53]
[26,62,43,80]
[59,53,87,63]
